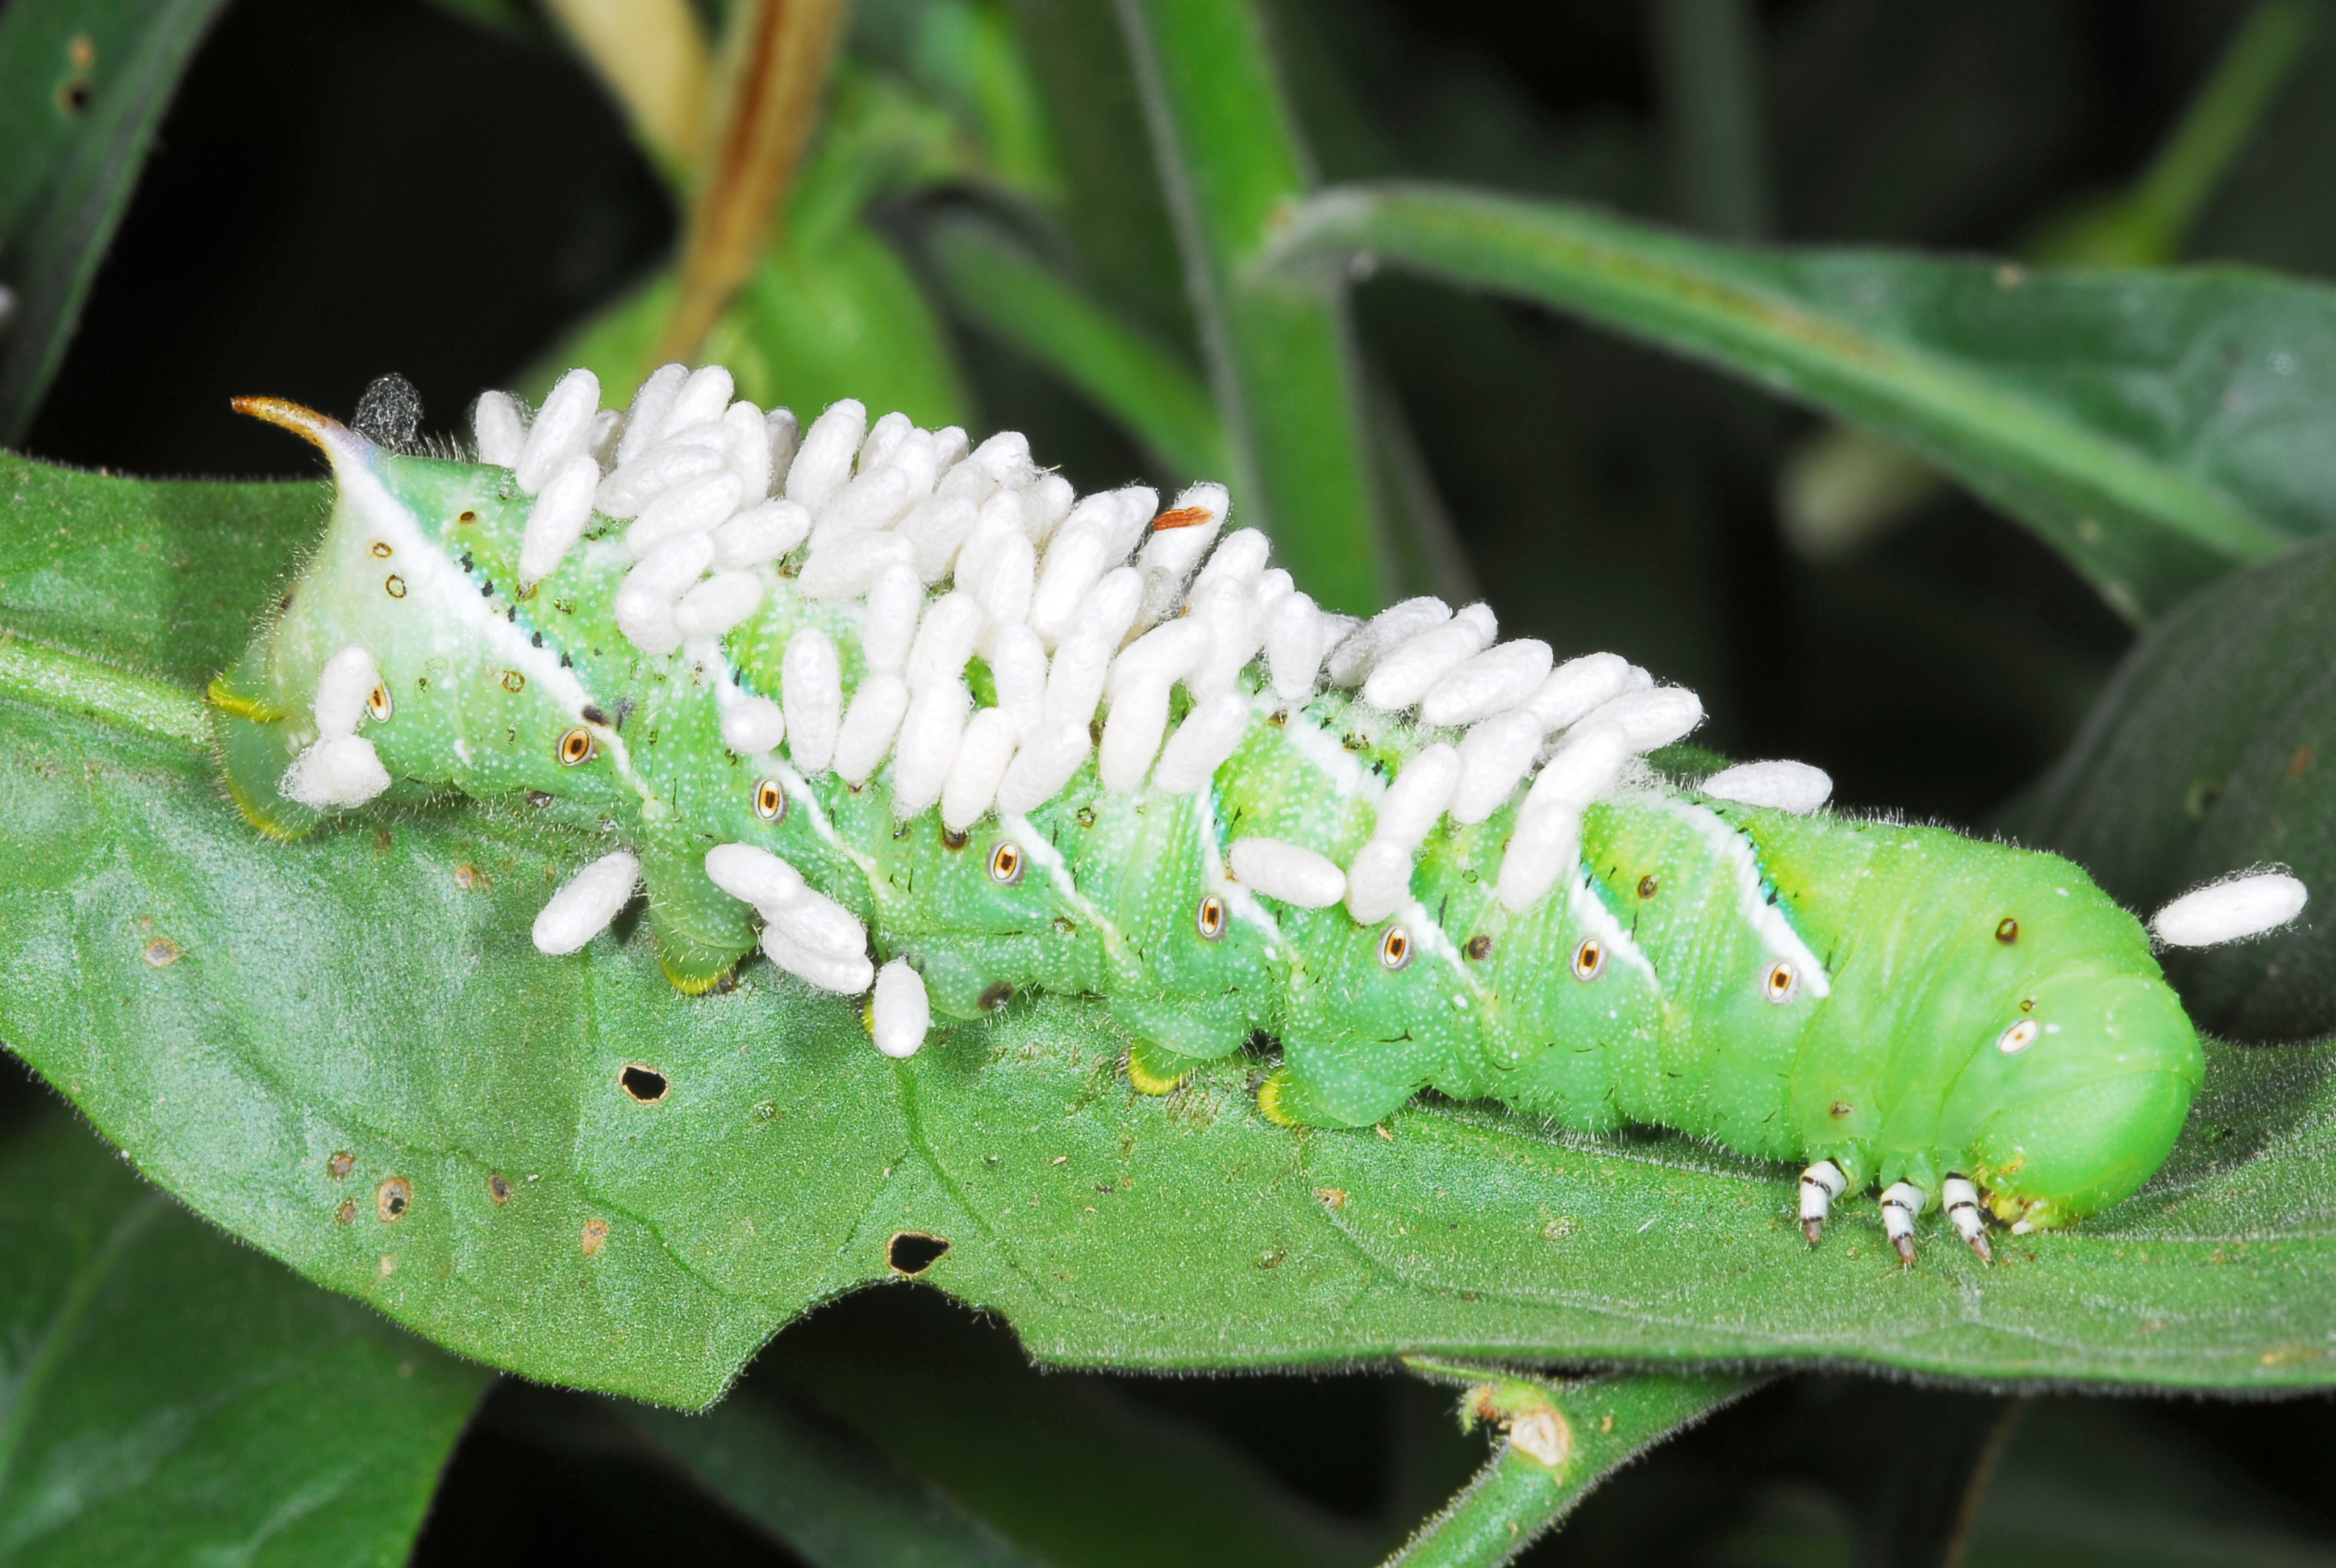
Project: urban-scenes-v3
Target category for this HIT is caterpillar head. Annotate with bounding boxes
[1938,880,2205,1232]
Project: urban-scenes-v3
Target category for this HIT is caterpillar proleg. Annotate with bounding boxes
[210,370,2308,1262]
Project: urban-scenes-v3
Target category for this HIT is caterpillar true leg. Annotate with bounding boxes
[1798,1160,1847,1245]
[1879,1181,1930,1266]
[1941,1174,1992,1263]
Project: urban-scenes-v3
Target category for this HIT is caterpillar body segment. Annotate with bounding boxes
[215,373,2268,1259]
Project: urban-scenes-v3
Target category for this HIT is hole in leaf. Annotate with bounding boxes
[376,1176,411,1222]
[887,1232,951,1275]
[620,1064,669,1103]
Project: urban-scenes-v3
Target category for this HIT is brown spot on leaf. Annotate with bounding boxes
[582,1217,609,1255]
[327,1150,356,1181]
[376,1176,411,1222]
[142,939,178,968]
[336,1199,357,1224]
[488,1172,511,1204]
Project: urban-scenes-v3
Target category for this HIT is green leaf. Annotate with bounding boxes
[2004,531,2336,1041]
[1115,0,1389,615]
[10,455,2336,1411]
[0,1105,489,1566]
[1258,180,2336,621]
[1387,1366,1757,1567]
[920,211,1229,480]
[0,0,234,440]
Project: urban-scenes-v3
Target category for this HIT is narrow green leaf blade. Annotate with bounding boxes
[1262,181,2336,619]
[0,0,234,440]
[2006,531,2336,1040]
[0,1107,489,1566]
[922,212,1230,481]
[1116,0,1388,614]
[632,1389,1045,1568]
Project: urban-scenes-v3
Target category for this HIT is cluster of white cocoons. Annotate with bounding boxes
[282,644,393,809]
[475,364,1859,1051]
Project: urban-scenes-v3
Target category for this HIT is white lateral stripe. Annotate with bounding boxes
[1657,798,1829,998]
[1567,872,1657,987]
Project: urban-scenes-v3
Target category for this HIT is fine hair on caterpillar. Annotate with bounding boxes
[211,366,2310,1266]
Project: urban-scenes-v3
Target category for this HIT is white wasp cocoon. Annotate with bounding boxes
[1133,482,1228,628]
[615,534,714,654]
[907,592,984,694]
[661,365,735,442]
[1095,486,1160,562]
[859,410,912,472]
[1450,710,1544,824]
[1228,837,1345,908]
[1028,520,1112,648]
[1328,597,1449,688]
[1099,676,1171,792]
[782,628,843,774]
[1025,473,1075,544]
[1191,528,1270,597]
[722,399,772,499]
[968,515,1037,630]
[761,928,874,995]
[861,562,923,675]
[706,842,807,911]
[997,722,1093,815]
[515,368,599,494]
[1186,578,1262,703]
[616,364,688,465]
[834,673,911,786]
[518,452,601,586]
[763,886,866,958]
[797,529,914,599]
[674,570,764,638]
[872,958,931,1058]
[1454,601,1497,644]
[1520,652,1639,734]
[1525,723,1633,818]
[1041,626,1113,731]
[898,494,981,582]
[1375,742,1461,849]
[586,407,624,467]
[1584,685,1704,753]
[970,428,1037,490]
[2151,873,2309,948]
[598,443,724,519]
[710,498,811,569]
[531,850,642,956]
[720,694,786,755]
[892,679,971,818]
[281,734,391,810]
[314,645,380,738]
[1266,592,1328,703]
[784,399,868,512]
[818,463,914,536]
[989,623,1049,738]
[626,469,745,557]
[1152,693,1252,794]
[1700,760,1833,815]
[1362,616,1493,711]
[1495,803,1583,915]
[942,707,1020,831]
[764,408,801,491]
[1343,840,1416,925]
[1106,617,1208,697]
[931,425,970,473]
[473,390,526,468]
[1420,639,1554,728]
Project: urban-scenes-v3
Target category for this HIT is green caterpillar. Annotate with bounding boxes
[211,369,2306,1263]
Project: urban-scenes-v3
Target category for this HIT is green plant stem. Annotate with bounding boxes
[0,631,206,747]
[2130,0,2319,248]
[921,215,1230,482]
[1386,1362,1762,1567]
[1650,0,1773,240]
[1112,0,1387,615]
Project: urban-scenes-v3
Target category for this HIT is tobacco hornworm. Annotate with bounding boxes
[210,365,2308,1264]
